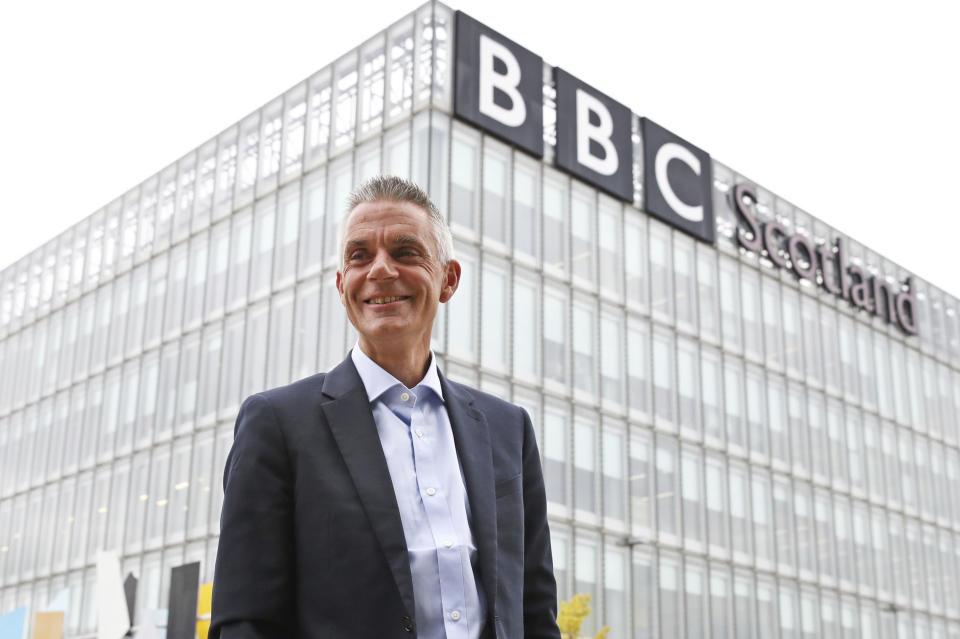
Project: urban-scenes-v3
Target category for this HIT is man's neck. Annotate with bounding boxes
[357,338,431,389]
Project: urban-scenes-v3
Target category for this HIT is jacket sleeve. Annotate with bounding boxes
[210,394,296,639]
[520,408,562,639]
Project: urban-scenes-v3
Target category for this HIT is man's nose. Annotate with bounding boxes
[367,250,398,279]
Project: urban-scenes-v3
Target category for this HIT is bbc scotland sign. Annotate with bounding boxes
[452,10,918,336]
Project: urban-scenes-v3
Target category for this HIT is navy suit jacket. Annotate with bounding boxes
[210,354,561,639]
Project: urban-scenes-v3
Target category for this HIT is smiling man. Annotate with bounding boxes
[210,176,560,639]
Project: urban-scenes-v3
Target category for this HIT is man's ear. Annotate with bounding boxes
[439,260,461,303]
[336,270,345,303]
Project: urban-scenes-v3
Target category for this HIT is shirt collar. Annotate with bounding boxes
[350,343,445,403]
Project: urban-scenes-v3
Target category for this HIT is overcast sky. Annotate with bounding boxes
[2,0,958,299]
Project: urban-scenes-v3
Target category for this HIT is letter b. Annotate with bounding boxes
[575,89,618,176]
[453,11,543,157]
[479,35,526,127]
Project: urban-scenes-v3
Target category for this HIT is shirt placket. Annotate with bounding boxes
[407,391,469,639]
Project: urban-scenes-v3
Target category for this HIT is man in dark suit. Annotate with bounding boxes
[210,176,560,639]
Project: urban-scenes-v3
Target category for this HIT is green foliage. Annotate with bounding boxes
[557,593,610,639]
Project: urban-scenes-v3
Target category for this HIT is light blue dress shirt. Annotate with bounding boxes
[351,345,486,639]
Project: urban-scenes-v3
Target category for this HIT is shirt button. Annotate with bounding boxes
[415,429,423,438]
[443,539,453,548]
[401,392,410,401]
[450,611,461,621]
[426,487,436,496]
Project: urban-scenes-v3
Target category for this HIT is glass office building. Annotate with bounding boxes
[2,2,960,637]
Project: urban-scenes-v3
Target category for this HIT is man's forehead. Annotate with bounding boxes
[343,201,433,238]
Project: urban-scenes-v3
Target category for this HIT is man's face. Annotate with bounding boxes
[336,200,460,354]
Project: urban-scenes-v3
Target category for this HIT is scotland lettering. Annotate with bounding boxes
[734,183,917,335]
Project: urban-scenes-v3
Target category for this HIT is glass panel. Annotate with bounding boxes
[598,199,621,297]
[652,330,675,424]
[480,266,508,371]
[543,174,567,273]
[677,338,699,436]
[570,188,594,283]
[656,436,679,539]
[573,418,596,516]
[710,568,731,639]
[682,449,704,546]
[627,322,650,416]
[705,457,728,554]
[674,237,695,328]
[297,171,327,275]
[599,314,622,405]
[273,185,301,286]
[292,283,321,381]
[450,134,478,231]
[512,276,538,380]
[629,432,653,535]
[543,409,568,509]
[602,429,625,525]
[574,540,598,635]
[543,291,567,386]
[725,357,746,452]
[649,227,673,321]
[685,562,706,638]
[482,145,509,245]
[729,463,751,559]
[697,248,719,341]
[267,292,295,388]
[447,252,475,361]
[741,271,761,358]
[658,556,681,638]
[624,212,647,309]
[795,489,816,578]
[800,296,822,385]
[603,548,627,636]
[762,279,783,369]
[752,471,773,565]
[572,303,595,395]
[513,159,538,260]
[250,199,276,299]
[633,550,654,639]
[719,257,741,351]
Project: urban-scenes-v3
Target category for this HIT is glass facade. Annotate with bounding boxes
[2,3,960,637]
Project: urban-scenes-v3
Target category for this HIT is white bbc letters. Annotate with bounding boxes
[654,142,703,222]
[575,89,618,176]
[478,35,527,127]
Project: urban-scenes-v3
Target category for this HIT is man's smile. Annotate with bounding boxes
[365,295,411,305]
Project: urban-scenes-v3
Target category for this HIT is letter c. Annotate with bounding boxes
[654,143,703,222]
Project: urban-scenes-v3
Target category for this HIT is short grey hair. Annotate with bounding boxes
[337,175,455,270]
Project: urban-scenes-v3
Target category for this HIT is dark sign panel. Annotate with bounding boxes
[167,562,201,639]
[554,68,634,202]
[641,117,715,244]
[454,11,543,158]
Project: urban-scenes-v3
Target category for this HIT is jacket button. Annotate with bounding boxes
[401,616,414,633]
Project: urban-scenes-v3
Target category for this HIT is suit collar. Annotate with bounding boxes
[320,356,417,618]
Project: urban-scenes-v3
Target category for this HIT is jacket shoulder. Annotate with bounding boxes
[247,371,328,410]
[445,378,526,421]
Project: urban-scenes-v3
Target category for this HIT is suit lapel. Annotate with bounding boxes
[320,357,416,619]
[440,373,498,618]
